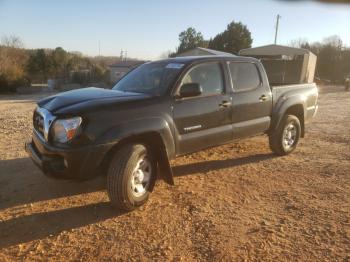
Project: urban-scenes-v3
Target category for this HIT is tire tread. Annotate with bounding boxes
[107,144,149,211]
[269,115,301,156]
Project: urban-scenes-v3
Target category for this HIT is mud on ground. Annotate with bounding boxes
[0,86,349,261]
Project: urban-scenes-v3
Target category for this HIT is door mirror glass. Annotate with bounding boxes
[179,83,202,98]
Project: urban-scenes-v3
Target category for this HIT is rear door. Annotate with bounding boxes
[227,61,272,139]
[172,61,232,155]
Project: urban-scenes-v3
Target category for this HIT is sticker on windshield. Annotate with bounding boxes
[166,63,184,69]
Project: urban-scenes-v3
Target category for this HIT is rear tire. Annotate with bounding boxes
[107,144,156,211]
[269,115,301,156]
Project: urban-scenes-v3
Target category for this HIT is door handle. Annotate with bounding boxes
[219,101,232,108]
[259,95,268,102]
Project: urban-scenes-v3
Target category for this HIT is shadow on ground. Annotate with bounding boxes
[0,158,106,211]
[0,202,126,248]
[173,153,275,177]
[0,152,274,248]
[0,157,123,248]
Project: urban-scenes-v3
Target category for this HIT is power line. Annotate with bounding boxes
[120,49,128,61]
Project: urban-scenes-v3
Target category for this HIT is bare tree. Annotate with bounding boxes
[0,35,28,91]
[1,35,24,49]
[323,35,343,49]
[289,38,309,48]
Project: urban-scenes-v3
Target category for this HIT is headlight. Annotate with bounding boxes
[52,117,82,143]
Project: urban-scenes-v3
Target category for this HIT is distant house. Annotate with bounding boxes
[108,60,146,83]
[176,47,234,57]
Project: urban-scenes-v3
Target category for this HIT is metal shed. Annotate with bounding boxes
[239,44,317,85]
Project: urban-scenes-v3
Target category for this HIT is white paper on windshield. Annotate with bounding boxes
[166,63,184,69]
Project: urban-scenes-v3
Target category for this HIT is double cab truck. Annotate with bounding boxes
[25,55,318,210]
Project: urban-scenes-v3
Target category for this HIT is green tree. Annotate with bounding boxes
[291,35,349,83]
[316,40,344,83]
[27,49,54,80]
[91,64,105,82]
[208,21,252,54]
[50,47,68,78]
[175,27,205,55]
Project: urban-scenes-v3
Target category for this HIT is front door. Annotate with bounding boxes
[172,62,232,155]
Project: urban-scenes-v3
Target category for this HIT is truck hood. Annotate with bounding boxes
[38,87,151,113]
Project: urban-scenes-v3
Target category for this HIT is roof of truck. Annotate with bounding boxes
[155,55,259,64]
[176,47,235,57]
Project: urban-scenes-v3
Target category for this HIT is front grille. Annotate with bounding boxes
[33,110,45,138]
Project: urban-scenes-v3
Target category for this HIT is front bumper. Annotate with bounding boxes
[25,130,113,180]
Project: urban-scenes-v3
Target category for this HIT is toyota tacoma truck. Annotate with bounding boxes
[25,55,318,210]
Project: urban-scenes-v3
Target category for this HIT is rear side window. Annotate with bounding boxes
[229,62,261,91]
[181,62,224,96]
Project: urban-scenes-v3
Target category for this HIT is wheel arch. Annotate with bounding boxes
[99,131,174,188]
[270,98,306,138]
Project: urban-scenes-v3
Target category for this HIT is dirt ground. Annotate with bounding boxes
[0,86,349,261]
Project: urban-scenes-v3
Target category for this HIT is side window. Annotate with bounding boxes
[229,62,261,91]
[181,63,224,96]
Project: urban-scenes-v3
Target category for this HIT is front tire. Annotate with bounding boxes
[107,144,156,211]
[269,115,301,156]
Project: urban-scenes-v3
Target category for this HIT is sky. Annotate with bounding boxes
[0,0,349,60]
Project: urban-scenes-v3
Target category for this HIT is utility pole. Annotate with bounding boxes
[98,40,101,57]
[274,14,281,45]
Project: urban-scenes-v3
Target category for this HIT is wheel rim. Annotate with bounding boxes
[282,122,297,150]
[130,156,152,198]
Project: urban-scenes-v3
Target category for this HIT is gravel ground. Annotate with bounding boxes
[0,86,349,261]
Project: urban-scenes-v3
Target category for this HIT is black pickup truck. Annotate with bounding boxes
[25,55,318,210]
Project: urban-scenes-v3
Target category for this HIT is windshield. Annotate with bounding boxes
[112,62,185,95]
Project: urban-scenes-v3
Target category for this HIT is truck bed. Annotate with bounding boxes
[272,83,318,121]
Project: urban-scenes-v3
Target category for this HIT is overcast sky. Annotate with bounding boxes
[0,0,349,60]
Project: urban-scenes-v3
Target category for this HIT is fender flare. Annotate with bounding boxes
[270,95,307,135]
[96,117,175,186]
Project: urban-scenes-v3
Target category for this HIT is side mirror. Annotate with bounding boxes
[179,83,202,98]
